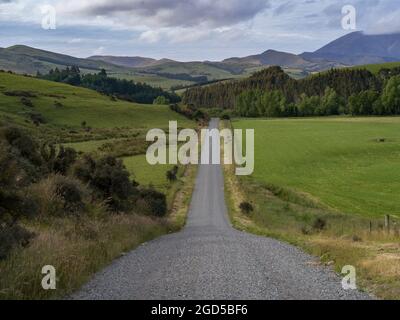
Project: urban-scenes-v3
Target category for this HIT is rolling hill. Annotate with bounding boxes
[89,55,160,68]
[0,71,193,131]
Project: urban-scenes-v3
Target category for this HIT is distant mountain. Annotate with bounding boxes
[89,55,159,68]
[0,45,200,89]
[302,31,400,65]
[7,32,398,90]
[0,45,129,75]
[223,49,310,68]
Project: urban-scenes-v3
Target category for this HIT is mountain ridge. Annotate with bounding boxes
[1,31,400,89]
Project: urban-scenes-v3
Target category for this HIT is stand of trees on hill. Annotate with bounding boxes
[38,67,180,105]
[183,66,400,117]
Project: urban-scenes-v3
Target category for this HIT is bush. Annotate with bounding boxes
[153,96,170,105]
[221,113,231,120]
[74,155,136,211]
[2,126,43,169]
[55,178,85,214]
[54,101,63,108]
[29,112,46,125]
[0,224,34,260]
[239,202,254,215]
[53,146,77,175]
[0,141,38,258]
[137,188,167,217]
[312,217,327,231]
[20,97,34,108]
[29,175,87,217]
[166,165,179,182]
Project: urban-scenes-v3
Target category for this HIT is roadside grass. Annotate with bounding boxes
[222,119,400,300]
[0,163,197,300]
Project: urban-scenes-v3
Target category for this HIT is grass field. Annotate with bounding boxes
[234,117,400,218]
[226,117,400,299]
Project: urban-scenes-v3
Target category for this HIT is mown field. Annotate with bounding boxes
[234,117,400,218]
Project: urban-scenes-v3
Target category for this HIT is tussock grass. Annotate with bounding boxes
[0,214,168,300]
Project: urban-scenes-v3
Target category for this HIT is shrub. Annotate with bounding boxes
[153,96,170,105]
[20,97,34,108]
[0,224,34,260]
[221,112,231,120]
[0,141,38,259]
[74,155,136,211]
[166,165,179,182]
[312,217,327,231]
[54,101,63,108]
[53,146,77,175]
[55,178,85,214]
[29,112,46,125]
[40,144,77,175]
[137,188,167,217]
[29,175,87,217]
[1,126,45,183]
[239,202,254,215]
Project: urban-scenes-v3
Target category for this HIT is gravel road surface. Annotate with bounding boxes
[72,119,370,300]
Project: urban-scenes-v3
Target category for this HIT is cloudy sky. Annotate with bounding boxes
[0,0,398,60]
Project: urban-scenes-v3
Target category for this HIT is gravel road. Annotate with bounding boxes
[72,119,370,300]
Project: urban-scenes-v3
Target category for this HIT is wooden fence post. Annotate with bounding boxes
[385,215,390,234]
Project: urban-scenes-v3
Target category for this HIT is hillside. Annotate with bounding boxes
[0,71,193,132]
[0,45,194,90]
[0,45,125,74]
[302,31,400,65]
[89,55,159,68]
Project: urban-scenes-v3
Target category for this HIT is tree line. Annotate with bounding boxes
[182,66,400,117]
[38,66,180,105]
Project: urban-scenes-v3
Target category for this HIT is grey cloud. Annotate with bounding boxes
[75,0,270,27]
